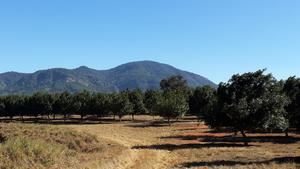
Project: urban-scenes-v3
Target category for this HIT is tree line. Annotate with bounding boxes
[0,70,299,142]
[0,75,189,123]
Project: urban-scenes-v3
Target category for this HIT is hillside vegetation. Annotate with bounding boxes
[0,61,215,94]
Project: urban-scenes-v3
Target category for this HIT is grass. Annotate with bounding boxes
[0,116,299,169]
[68,115,300,169]
[0,137,70,169]
[0,123,103,169]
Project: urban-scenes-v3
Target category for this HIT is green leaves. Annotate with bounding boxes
[202,70,290,134]
[158,90,189,120]
[129,89,147,116]
[283,76,300,129]
[144,90,161,116]
[189,85,216,118]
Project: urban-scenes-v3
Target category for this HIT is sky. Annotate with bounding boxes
[0,0,299,83]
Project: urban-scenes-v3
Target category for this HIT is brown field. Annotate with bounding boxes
[1,115,300,169]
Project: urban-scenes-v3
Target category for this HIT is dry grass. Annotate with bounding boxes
[1,116,299,169]
[68,115,300,169]
[0,123,106,169]
[0,137,72,169]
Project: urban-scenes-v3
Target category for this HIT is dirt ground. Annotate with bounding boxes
[63,115,300,169]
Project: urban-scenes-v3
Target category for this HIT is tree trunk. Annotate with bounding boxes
[64,114,67,123]
[240,130,248,146]
[119,115,122,122]
[53,114,56,120]
[131,114,135,121]
[285,129,289,137]
[168,117,171,126]
[97,115,102,123]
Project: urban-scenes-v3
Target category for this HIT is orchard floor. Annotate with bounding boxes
[59,115,300,169]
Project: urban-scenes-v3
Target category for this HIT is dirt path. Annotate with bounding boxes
[68,122,178,169]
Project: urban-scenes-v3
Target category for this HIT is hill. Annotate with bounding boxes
[0,61,216,94]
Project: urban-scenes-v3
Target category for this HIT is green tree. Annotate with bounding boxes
[29,92,53,121]
[118,92,133,121]
[52,92,72,121]
[189,86,216,123]
[110,93,121,120]
[0,98,5,119]
[91,93,111,121]
[109,93,133,121]
[207,70,289,145]
[283,76,300,130]
[3,95,29,121]
[160,75,189,94]
[15,95,28,122]
[260,93,289,134]
[202,83,233,130]
[144,90,161,118]
[128,89,147,120]
[158,90,189,125]
[72,90,92,121]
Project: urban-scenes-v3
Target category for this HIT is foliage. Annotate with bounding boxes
[90,93,111,119]
[118,91,134,120]
[72,90,92,120]
[201,70,291,144]
[283,76,300,129]
[144,90,161,116]
[158,90,189,124]
[189,85,216,120]
[128,89,147,120]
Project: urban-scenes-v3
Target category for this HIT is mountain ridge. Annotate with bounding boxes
[0,61,216,94]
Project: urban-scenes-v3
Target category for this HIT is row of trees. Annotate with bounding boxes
[0,90,144,122]
[0,71,299,141]
[0,76,189,124]
[189,70,300,145]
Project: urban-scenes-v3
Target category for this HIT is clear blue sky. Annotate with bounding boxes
[0,0,299,83]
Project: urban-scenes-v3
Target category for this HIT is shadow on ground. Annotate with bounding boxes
[125,120,172,128]
[126,117,199,128]
[161,134,300,144]
[181,156,300,168]
[132,143,252,151]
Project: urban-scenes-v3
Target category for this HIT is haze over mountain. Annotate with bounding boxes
[0,61,216,94]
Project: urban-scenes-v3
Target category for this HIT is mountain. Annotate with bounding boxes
[0,61,216,94]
